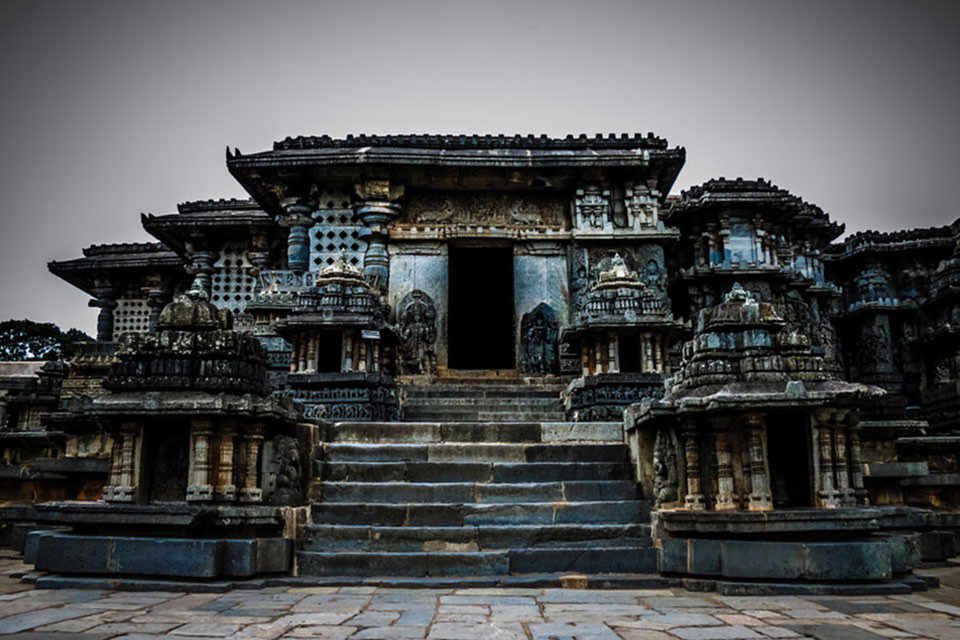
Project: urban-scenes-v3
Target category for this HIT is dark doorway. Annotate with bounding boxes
[317,332,342,373]
[619,334,642,373]
[766,414,813,507]
[448,247,515,369]
[147,424,189,502]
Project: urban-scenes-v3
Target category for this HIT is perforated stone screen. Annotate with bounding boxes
[310,189,365,270]
[112,298,150,342]
[211,242,257,313]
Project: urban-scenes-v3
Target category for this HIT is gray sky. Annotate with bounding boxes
[1,0,958,335]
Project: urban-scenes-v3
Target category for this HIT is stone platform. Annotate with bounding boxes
[2,549,960,640]
[19,502,300,579]
[657,508,924,583]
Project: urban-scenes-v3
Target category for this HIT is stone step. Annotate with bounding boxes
[406,413,566,424]
[406,385,564,400]
[403,382,568,393]
[296,546,659,576]
[302,523,652,552]
[309,500,650,526]
[320,481,637,503]
[405,406,563,416]
[322,442,628,464]
[321,461,632,483]
[327,421,621,444]
[403,394,563,403]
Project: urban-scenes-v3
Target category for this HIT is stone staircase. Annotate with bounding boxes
[401,380,568,422]
[299,415,657,579]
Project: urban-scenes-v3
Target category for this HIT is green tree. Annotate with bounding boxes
[0,319,94,360]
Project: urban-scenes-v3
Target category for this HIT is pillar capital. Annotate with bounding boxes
[277,196,314,227]
[353,182,403,292]
[741,412,765,428]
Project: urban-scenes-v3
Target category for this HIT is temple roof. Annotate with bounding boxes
[142,198,274,253]
[48,243,183,296]
[176,198,260,214]
[272,132,673,151]
[824,224,954,260]
[666,177,844,241]
[227,132,687,217]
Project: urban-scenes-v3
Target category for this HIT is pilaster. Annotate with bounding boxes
[187,419,214,502]
[681,422,706,510]
[215,422,237,502]
[239,424,264,503]
[743,412,773,511]
[712,416,737,511]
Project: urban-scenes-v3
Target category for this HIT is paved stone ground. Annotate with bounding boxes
[2,553,960,639]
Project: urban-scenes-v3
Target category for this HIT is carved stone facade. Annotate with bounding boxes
[24,132,960,583]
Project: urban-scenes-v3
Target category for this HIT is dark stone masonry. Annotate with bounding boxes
[2,132,960,591]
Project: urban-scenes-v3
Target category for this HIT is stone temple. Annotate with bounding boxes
[2,132,960,591]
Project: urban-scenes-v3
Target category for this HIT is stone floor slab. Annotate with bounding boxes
[670,627,764,640]
[782,624,889,640]
[528,622,619,640]
[352,626,428,639]
[0,607,94,634]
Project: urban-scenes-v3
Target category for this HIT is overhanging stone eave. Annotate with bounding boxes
[227,147,686,215]
[47,253,184,296]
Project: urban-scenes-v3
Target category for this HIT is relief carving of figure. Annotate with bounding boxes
[398,290,438,375]
[519,303,558,374]
[269,435,302,506]
[858,322,892,373]
[652,427,679,508]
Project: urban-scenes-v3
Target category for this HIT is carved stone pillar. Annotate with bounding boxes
[356,180,403,292]
[681,423,706,510]
[186,248,217,301]
[239,425,264,503]
[830,411,853,506]
[307,333,318,373]
[187,420,214,502]
[89,281,117,343]
[343,330,354,371]
[298,331,309,373]
[0,394,8,432]
[107,425,138,503]
[215,423,237,502]
[712,417,737,511]
[278,197,313,274]
[815,410,839,508]
[289,338,300,374]
[103,433,122,502]
[246,230,272,275]
[145,284,168,334]
[846,412,869,505]
[581,338,591,376]
[607,333,619,373]
[743,413,773,511]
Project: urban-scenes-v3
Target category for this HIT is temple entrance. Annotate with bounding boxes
[448,246,514,370]
[767,414,814,507]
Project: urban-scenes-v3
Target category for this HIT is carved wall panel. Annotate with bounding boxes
[397,289,439,375]
[519,303,558,374]
[405,192,566,228]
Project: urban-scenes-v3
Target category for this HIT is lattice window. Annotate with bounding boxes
[211,242,257,314]
[112,298,150,341]
[310,189,365,270]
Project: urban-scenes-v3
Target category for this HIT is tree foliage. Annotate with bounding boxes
[0,319,94,361]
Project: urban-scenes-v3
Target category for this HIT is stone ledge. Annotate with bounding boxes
[29,531,291,578]
[659,508,884,535]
